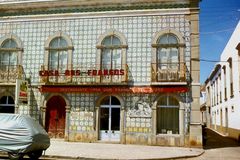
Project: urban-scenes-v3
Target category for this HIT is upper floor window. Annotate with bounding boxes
[0,35,23,68]
[96,30,128,83]
[222,66,227,100]
[48,37,68,72]
[157,34,179,70]
[152,30,185,82]
[0,35,23,82]
[44,32,73,83]
[227,58,233,97]
[0,39,17,67]
[101,35,122,71]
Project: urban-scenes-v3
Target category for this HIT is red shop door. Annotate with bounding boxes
[45,96,66,138]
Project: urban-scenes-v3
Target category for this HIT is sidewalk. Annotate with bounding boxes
[43,140,204,160]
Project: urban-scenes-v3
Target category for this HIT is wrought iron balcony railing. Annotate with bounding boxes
[151,63,189,83]
[39,64,128,85]
[0,65,24,83]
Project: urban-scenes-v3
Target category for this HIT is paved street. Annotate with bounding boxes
[182,128,240,160]
[1,128,239,160]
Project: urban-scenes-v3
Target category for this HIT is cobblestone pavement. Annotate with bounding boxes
[181,128,240,160]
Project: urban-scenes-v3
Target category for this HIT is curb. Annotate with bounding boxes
[1,148,205,160]
[42,150,205,160]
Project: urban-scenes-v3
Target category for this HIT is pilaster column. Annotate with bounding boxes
[179,103,185,146]
[65,105,71,141]
[120,107,126,144]
[15,104,19,114]
[189,7,202,147]
[150,101,157,145]
[40,106,46,127]
[95,106,100,141]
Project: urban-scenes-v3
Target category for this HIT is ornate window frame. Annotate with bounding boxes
[151,29,186,82]
[44,31,73,70]
[96,29,128,82]
[153,93,185,136]
[0,34,23,65]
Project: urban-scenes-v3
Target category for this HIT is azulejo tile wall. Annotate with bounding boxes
[0,13,192,146]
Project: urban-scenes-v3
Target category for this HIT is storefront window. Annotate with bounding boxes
[157,96,179,134]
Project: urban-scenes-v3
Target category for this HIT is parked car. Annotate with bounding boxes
[0,113,50,160]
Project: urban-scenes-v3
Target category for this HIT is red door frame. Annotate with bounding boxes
[45,96,66,138]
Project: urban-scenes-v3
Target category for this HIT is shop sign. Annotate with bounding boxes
[15,79,28,103]
[39,86,188,93]
[39,69,124,76]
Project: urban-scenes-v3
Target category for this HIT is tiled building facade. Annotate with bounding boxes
[0,0,202,147]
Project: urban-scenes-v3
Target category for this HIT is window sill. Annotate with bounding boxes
[156,134,180,137]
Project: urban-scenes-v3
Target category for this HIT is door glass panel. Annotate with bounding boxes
[111,108,120,131]
[111,97,120,105]
[100,108,109,130]
[101,96,110,105]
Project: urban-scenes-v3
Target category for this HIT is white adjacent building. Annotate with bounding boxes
[205,21,240,141]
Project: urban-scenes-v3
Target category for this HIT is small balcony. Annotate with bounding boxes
[39,64,128,85]
[0,65,24,83]
[151,62,189,85]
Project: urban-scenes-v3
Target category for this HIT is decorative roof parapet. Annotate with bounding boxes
[0,0,200,17]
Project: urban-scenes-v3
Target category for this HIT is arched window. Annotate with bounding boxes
[0,36,23,68]
[48,37,69,72]
[44,32,73,83]
[157,34,179,70]
[97,30,127,83]
[0,96,15,113]
[0,35,23,82]
[0,39,18,67]
[101,35,122,71]
[157,96,179,134]
[152,30,185,82]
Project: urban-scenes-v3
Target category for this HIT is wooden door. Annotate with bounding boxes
[45,96,66,138]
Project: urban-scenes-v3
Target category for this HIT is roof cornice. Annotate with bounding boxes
[0,0,200,17]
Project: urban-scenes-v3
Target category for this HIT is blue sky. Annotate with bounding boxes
[199,0,240,83]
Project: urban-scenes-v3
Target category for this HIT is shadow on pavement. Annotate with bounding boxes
[203,128,239,150]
